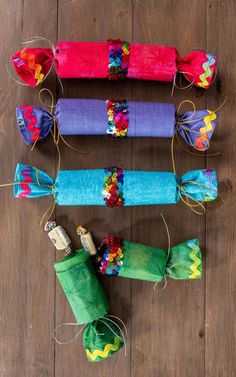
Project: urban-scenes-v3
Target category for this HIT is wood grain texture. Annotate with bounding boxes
[55,1,132,376]
[206,1,236,377]
[0,1,235,376]
[131,1,206,376]
[0,1,57,377]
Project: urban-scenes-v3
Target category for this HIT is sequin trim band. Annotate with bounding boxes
[106,99,129,137]
[103,167,124,207]
[97,236,124,276]
[107,39,130,80]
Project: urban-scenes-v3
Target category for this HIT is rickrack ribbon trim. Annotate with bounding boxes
[197,54,216,89]
[106,99,129,137]
[97,236,124,276]
[19,106,41,143]
[86,336,123,361]
[103,167,125,207]
[107,39,130,80]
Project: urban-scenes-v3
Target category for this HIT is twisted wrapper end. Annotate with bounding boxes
[13,163,54,198]
[177,168,218,206]
[176,109,218,151]
[16,105,53,145]
[84,317,125,362]
[11,48,54,87]
[165,239,202,280]
[178,50,217,89]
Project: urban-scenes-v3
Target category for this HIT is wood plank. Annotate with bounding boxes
[0,0,57,376]
[206,1,236,376]
[131,1,207,376]
[55,1,132,376]
[1,1,235,376]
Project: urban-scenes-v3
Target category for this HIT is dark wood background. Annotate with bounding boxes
[0,0,235,376]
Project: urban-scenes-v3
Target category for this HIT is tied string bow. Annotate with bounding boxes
[7,37,64,89]
[177,180,209,215]
[53,315,128,356]
[171,120,216,215]
[0,168,56,226]
[171,49,218,97]
[170,98,226,214]
[31,88,89,173]
[175,98,226,154]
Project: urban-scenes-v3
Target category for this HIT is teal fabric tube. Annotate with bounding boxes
[14,163,218,206]
[55,170,177,205]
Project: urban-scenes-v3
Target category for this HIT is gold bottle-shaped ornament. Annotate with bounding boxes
[76,225,97,255]
[45,221,72,255]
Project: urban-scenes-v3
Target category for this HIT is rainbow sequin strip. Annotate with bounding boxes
[97,236,124,276]
[107,39,130,80]
[106,99,129,137]
[103,167,124,207]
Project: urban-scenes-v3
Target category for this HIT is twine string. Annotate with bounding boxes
[170,98,226,213]
[53,322,86,345]
[37,88,89,171]
[20,37,64,92]
[100,316,127,356]
[171,71,195,97]
[171,127,215,214]
[154,213,171,291]
[53,315,127,353]
[0,168,56,226]
[6,36,64,91]
[175,98,226,153]
[106,314,128,337]
[34,168,56,226]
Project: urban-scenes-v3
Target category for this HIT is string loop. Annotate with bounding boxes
[175,97,226,154]
[53,315,127,356]
[31,88,89,173]
[154,213,170,291]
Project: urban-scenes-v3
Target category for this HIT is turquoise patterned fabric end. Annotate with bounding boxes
[14,163,54,198]
[178,168,218,202]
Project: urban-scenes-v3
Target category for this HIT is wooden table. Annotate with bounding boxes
[0,1,235,376]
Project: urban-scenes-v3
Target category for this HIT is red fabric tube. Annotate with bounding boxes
[12,40,217,89]
[54,42,179,82]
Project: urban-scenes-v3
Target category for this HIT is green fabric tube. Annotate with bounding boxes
[54,249,109,324]
[54,249,124,362]
[96,237,202,282]
[119,240,166,282]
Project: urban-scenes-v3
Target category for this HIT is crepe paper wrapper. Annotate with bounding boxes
[14,163,218,206]
[16,99,218,151]
[12,40,217,88]
[95,237,202,281]
[54,249,124,362]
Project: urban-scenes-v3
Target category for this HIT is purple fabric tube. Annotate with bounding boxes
[55,99,175,137]
[16,99,218,150]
